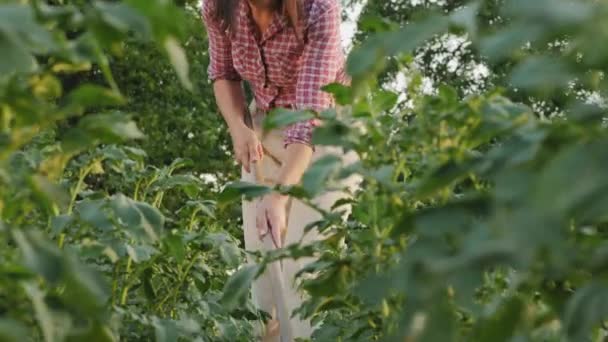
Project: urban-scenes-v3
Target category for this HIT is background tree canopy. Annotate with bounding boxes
[1,0,608,341]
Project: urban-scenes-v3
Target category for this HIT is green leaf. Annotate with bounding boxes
[218,181,271,203]
[311,121,351,147]
[94,1,152,39]
[319,108,338,120]
[301,262,346,297]
[359,15,395,33]
[219,243,241,268]
[475,98,532,142]
[98,146,129,162]
[366,164,394,188]
[150,174,202,197]
[109,194,164,242]
[509,56,573,92]
[347,36,384,78]
[164,36,193,91]
[136,202,165,240]
[0,4,57,54]
[165,235,186,263]
[564,282,608,340]
[493,168,534,205]
[63,257,110,317]
[184,200,216,220]
[0,318,28,342]
[206,233,241,268]
[354,270,398,306]
[142,268,156,301]
[23,283,56,342]
[415,201,480,238]
[220,264,262,310]
[122,146,148,159]
[66,322,117,342]
[50,214,72,236]
[76,200,113,232]
[27,174,69,214]
[62,255,110,316]
[415,158,480,198]
[418,299,457,342]
[12,230,64,283]
[125,0,186,40]
[0,31,36,75]
[62,112,144,152]
[504,0,593,27]
[78,112,145,142]
[166,157,194,173]
[67,84,126,108]
[473,296,523,342]
[386,15,449,56]
[263,108,315,131]
[110,195,141,227]
[60,129,95,154]
[302,155,342,196]
[153,318,178,342]
[480,25,543,61]
[126,244,157,263]
[372,90,398,113]
[322,83,353,106]
[534,140,608,216]
[450,2,480,38]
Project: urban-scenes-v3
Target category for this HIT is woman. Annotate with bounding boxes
[202,0,356,340]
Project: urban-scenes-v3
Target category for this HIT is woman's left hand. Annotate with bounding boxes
[256,193,289,248]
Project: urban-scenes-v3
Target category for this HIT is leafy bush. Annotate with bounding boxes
[0,1,252,340]
[254,0,608,340]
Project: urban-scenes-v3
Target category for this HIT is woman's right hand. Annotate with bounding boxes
[228,122,264,173]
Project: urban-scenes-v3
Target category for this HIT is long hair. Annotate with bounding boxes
[211,0,302,39]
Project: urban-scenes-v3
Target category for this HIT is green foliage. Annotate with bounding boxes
[108,12,233,176]
[269,0,608,340]
[0,0,252,340]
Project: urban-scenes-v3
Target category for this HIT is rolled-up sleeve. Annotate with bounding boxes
[201,1,241,82]
[284,1,342,148]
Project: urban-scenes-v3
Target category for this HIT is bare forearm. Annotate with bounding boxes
[213,80,247,130]
[276,143,313,187]
[213,80,263,172]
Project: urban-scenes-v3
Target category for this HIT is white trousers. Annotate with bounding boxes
[241,107,359,341]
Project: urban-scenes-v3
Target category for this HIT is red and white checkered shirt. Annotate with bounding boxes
[202,0,349,147]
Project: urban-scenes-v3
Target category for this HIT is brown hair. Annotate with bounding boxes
[211,0,302,39]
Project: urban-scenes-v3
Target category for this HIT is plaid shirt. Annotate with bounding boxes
[202,0,348,147]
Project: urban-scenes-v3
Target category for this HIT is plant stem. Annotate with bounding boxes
[120,256,133,305]
[154,253,198,312]
[59,161,97,249]
[67,163,94,215]
[188,208,200,231]
[153,191,164,208]
[111,263,120,305]
[133,179,142,201]
[58,234,66,249]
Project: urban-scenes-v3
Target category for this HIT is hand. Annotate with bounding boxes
[256,193,289,248]
[228,121,263,173]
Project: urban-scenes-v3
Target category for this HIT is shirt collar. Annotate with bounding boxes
[238,0,288,43]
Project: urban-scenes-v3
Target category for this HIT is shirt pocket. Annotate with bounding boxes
[274,36,304,85]
[232,43,263,83]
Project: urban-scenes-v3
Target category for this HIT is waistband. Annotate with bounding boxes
[250,103,296,116]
